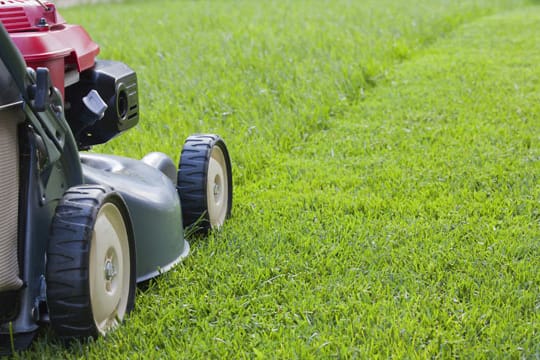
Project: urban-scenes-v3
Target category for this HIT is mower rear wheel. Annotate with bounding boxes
[46,186,135,339]
[177,134,233,232]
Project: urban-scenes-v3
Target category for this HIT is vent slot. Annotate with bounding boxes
[0,6,31,32]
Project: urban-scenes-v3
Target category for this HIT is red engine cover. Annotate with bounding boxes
[0,0,99,97]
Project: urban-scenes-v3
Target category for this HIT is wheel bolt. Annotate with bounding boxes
[104,260,116,280]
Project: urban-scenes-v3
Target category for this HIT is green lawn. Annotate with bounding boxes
[18,0,540,358]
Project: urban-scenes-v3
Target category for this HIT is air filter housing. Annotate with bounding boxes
[0,109,23,292]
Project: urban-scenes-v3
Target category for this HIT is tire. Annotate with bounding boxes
[46,185,136,339]
[177,134,233,232]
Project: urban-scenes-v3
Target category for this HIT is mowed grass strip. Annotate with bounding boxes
[19,0,539,358]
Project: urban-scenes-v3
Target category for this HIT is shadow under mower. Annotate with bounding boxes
[0,0,232,353]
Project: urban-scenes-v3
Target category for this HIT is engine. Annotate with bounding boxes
[0,0,139,148]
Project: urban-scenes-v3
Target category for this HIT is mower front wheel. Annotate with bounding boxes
[177,134,233,232]
[46,186,136,339]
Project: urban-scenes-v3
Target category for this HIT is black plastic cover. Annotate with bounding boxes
[65,60,139,148]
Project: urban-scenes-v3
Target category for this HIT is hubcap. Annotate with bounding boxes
[89,202,130,335]
[206,145,229,227]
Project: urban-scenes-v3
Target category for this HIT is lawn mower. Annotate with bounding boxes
[0,0,232,353]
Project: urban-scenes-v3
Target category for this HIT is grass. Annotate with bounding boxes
[14,0,540,358]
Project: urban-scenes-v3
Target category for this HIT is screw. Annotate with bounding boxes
[104,260,116,281]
